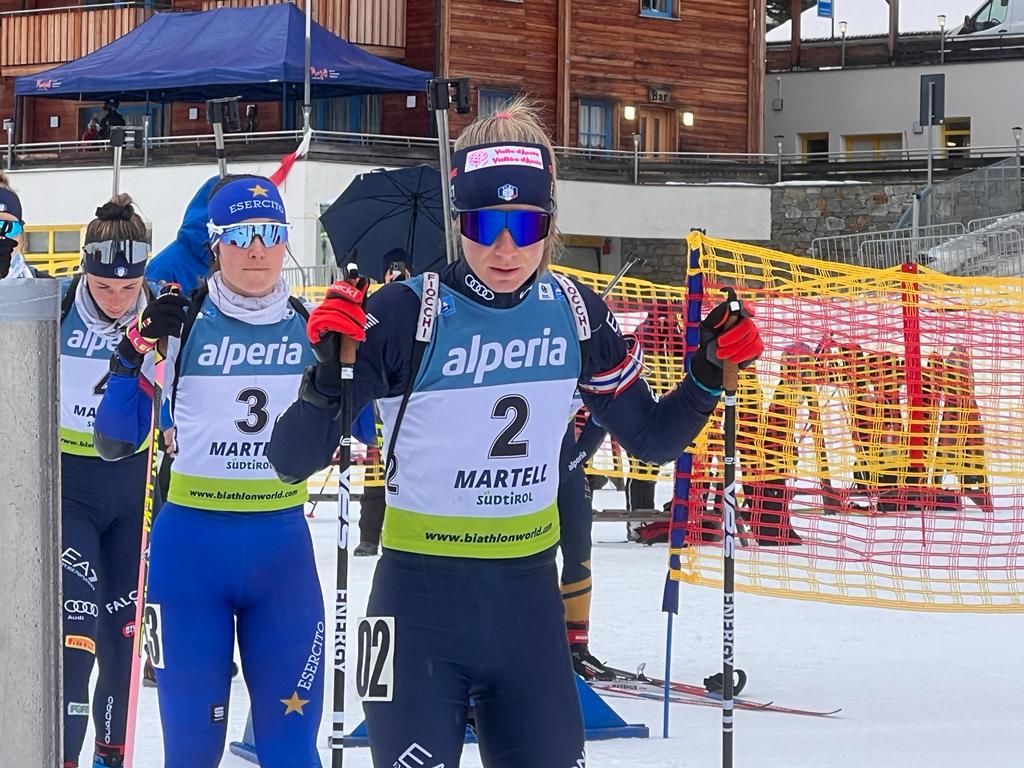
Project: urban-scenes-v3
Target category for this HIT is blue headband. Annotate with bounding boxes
[207,177,286,239]
[0,187,23,221]
[450,142,555,213]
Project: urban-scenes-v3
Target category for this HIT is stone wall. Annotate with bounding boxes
[621,181,921,285]
[767,182,918,256]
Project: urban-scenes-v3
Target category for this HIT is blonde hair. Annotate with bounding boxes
[454,95,561,274]
[85,193,147,244]
[0,170,11,189]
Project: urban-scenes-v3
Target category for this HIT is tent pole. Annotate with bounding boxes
[303,0,312,131]
[282,82,288,132]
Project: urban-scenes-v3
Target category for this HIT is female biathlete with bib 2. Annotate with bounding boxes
[59,196,158,768]
[269,100,763,768]
[94,176,325,767]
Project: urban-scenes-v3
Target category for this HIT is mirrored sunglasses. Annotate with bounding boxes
[82,239,149,265]
[0,220,24,239]
[458,210,551,248]
[211,222,290,248]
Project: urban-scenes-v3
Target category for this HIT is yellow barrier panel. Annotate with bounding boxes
[22,224,86,277]
[670,233,1024,612]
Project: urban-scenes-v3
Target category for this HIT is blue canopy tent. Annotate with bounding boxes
[15,5,430,107]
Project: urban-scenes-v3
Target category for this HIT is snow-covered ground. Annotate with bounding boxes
[96,489,1024,767]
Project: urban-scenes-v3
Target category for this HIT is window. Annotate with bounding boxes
[969,0,1010,32]
[313,95,381,134]
[800,132,829,161]
[640,0,674,18]
[578,100,612,150]
[943,117,971,158]
[843,133,902,161]
[479,89,517,117]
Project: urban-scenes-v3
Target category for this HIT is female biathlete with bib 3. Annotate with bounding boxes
[95,176,325,767]
[59,196,158,768]
[269,99,763,768]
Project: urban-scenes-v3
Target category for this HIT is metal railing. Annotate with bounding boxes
[282,264,340,298]
[921,228,1024,277]
[5,128,1024,187]
[968,210,1024,234]
[811,222,967,267]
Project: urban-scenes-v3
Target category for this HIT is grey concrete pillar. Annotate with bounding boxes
[0,279,62,764]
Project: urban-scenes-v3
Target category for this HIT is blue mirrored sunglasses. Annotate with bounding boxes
[0,220,24,239]
[458,210,551,248]
[211,222,290,248]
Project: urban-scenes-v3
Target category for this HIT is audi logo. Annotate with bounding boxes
[465,274,495,301]
[65,600,98,617]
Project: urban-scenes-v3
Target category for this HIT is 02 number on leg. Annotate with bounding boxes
[355,616,394,702]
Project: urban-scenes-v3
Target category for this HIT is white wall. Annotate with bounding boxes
[6,159,773,269]
[558,180,772,241]
[764,60,1024,154]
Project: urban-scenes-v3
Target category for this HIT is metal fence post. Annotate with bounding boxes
[0,279,62,765]
[632,133,641,184]
[775,135,784,183]
[3,119,13,170]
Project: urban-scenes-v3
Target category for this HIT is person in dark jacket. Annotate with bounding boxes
[145,176,219,295]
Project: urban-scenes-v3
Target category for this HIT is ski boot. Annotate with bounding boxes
[354,541,379,556]
[92,743,125,767]
[567,622,615,681]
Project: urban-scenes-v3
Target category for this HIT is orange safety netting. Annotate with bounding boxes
[668,233,1024,611]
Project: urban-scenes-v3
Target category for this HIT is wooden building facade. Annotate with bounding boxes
[2,0,765,153]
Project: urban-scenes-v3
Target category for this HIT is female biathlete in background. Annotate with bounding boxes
[59,197,158,768]
[0,174,41,280]
[94,176,325,767]
[269,99,763,768]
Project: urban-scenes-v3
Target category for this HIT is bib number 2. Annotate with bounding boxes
[490,394,530,458]
[356,616,394,702]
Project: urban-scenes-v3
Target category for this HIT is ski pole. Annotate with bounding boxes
[719,287,741,768]
[332,269,361,765]
[600,251,647,299]
[123,283,180,768]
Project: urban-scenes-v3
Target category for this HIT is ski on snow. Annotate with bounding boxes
[590,665,842,718]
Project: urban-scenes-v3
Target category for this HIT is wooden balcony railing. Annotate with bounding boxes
[200,0,406,52]
[0,0,405,75]
[1,4,154,72]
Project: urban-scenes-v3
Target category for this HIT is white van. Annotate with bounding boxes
[956,0,1024,35]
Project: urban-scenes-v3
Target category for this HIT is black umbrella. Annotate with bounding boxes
[320,164,447,282]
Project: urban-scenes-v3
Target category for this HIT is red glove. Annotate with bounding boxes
[306,279,369,346]
[689,298,764,391]
[714,316,763,366]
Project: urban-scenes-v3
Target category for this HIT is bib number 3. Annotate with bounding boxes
[355,616,394,702]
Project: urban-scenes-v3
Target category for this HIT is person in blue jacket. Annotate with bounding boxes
[59,195,156,768]
[268,99,764,768]
[94,176,325,767]
[145,175,219,294]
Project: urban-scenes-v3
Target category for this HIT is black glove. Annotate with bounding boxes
[689,295,763,391]
[0,238,16,279]
[115,290,189,368]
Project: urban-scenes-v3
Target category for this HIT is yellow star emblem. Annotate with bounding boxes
[249,183,269,198]
[280,691,309,716]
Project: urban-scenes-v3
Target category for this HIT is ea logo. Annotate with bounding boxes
[497,184,518,202]
[114,266,127,277]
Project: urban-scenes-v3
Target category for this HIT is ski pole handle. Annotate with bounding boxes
[718,287,743,392]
